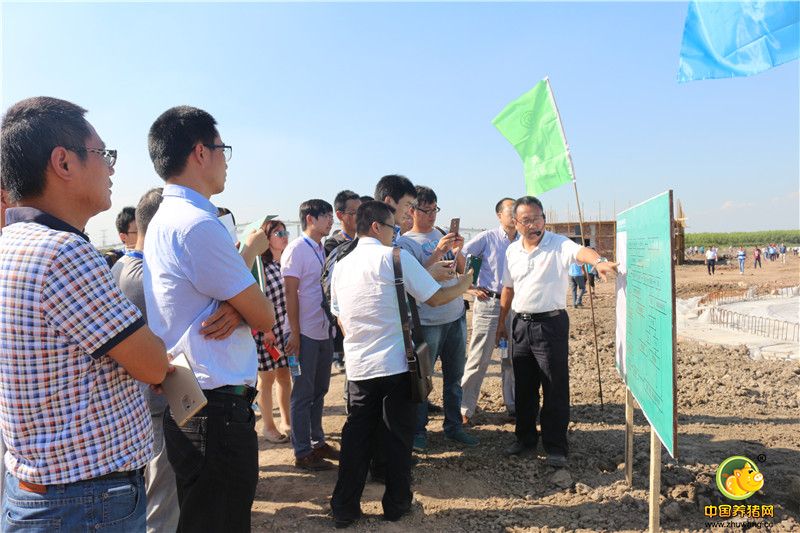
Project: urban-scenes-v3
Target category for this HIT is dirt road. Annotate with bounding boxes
[251,254,800,532]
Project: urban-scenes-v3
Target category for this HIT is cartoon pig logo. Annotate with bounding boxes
[716,456,765,500]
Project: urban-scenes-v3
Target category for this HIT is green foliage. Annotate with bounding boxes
[685,230,800,247]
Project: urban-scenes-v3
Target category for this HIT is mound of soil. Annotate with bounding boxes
[251,256,800,532]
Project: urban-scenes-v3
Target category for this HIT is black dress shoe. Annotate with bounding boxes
[384,504,412,522]
[504,440,536,457]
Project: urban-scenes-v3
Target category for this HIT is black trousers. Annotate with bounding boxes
[164,391,259,533]
[331,372,416,520]
[511,310,570,456]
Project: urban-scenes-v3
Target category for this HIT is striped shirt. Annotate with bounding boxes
[0,208,152,485]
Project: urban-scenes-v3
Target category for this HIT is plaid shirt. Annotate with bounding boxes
[0,208,152,485]
[254,259,289,355]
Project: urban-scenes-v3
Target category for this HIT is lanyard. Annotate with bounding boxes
[124,250,144,260]
[341,231,354,242]
[302,236,324,267]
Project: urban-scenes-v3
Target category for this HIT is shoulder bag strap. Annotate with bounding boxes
[392,247,416,364]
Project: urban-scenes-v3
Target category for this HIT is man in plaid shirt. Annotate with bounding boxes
[0,97,171,531]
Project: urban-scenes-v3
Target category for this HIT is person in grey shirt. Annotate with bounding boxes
[397,185,479,452]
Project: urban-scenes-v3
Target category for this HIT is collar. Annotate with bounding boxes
[359,236,383,246]
[497,226,519,242]
[517,230,552,254]
[162,184,217,216]
[4,207,89,241]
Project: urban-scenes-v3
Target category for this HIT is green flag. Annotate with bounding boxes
[492,78,574,196]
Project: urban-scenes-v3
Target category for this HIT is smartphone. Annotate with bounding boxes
[465,254,482,285]
[449,217,460,236]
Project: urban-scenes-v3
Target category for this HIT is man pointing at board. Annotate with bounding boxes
[496,196,617,467]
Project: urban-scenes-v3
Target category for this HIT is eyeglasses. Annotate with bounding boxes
[66,147,117,168]
[515,215,545,227]
[273,230,290,237]
[376,221,394,230]
[203,144,233,162]
[342,210,358,216]
[415,206,441,214]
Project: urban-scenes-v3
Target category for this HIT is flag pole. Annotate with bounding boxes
[545,77,604,411]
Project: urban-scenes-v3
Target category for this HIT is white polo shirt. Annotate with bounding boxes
[331,238,440,381]
[502,231,582,314]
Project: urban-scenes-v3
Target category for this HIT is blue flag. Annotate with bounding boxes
[678,1,799,83]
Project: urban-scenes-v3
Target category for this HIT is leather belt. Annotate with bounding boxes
[484,289,502,300]
[205,385,257,401]
[517,310,563,321]
[18,467,144,494]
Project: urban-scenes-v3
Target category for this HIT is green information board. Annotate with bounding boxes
[615,190,677,457]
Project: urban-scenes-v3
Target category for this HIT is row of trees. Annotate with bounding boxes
[685,230,800,248]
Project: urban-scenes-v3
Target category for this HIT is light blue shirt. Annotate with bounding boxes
[462,226,519,292]
[143,184,258,389]
[568,262,584,277]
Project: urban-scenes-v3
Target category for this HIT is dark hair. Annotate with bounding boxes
[1,97,91,203]
[217,206,236,226]
[513,195,545,216]
[148,106,219,180]
[359,195,374,203]
[414,185,437,206]
[103,249,123,269]
[374,174,416,204]
[356,201,395,235]
[260,219,286,264]
[299,199,333,230]
[135,188,163,236]
[333,190,360,213]
[115,206,136,234]
[495,197,515,213]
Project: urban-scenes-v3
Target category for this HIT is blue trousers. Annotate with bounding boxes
[290,334,334,458]
[3,470,146,532]
[416,315,467,437]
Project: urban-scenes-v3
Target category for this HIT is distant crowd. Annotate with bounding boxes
[686,243,793,275]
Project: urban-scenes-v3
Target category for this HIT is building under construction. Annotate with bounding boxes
[545,220,617,261]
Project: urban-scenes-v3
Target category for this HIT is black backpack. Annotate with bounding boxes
[320,237,359,324]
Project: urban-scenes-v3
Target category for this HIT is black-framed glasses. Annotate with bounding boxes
[415,205,441,214]
[203,144,233,162]
[66,147,117,168]
[376,221,394,230]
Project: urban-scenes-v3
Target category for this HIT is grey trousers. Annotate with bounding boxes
[147,411,179,533]
[460,297,515,418]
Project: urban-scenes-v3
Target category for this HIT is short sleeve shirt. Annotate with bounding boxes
[461,227,519,293]
[397,229,464,326]
[0,208,152,484]
[331,238,439,380]
[502,231,582,314]
[281,236,330,340]
[143,185,259,390]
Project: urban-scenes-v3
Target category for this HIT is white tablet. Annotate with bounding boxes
[161,353,207,427]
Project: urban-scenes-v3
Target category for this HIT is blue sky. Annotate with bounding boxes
[2,1,798,245]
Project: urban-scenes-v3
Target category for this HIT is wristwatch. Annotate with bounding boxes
[593,257,608,266]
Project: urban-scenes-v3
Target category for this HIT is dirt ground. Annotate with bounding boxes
[251,254,800,532]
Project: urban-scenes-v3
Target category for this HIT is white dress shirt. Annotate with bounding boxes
[331,238,440,381]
